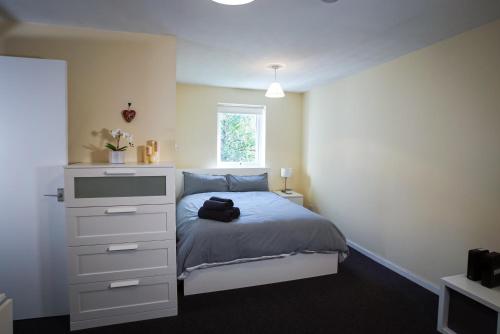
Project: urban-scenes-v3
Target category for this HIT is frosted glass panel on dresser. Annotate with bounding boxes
[74,176,166,198]
[64,164,175,207]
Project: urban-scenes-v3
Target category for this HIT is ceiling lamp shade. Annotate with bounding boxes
[211,0,255,5]
[265,82,285,98]
[265,64,286,98]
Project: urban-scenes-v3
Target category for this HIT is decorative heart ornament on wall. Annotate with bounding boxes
[122,102,136,123]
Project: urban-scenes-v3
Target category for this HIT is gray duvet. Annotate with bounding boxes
[176,191,348,278]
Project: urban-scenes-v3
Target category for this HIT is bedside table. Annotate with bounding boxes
[273,190,304,206]
[438,274,500,334]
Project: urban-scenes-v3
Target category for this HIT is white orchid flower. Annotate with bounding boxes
[110,128,123,138]
[106,129,134,151]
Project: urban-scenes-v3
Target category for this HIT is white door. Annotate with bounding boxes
[0,56,68,320]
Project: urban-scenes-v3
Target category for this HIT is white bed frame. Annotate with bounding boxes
[176,168,340,296]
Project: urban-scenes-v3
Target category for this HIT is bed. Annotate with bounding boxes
[176,169,348,295]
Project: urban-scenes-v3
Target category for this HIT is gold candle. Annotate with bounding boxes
[147,140,159,163]
[143,145,153,163]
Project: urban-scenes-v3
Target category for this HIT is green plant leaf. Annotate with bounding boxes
[105,143,118,151]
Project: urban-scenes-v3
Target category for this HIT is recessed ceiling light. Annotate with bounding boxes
[322,0,339,3]
[211,0,255,5]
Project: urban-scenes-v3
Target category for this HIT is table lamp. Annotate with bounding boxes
[280,167,293,194]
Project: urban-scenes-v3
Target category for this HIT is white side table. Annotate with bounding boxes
[273,190,304,206]
[438,274,500,334]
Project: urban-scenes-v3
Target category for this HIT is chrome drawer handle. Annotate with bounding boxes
[107,244,139,252]
[104,169,137,175]
[109,280,139,289]
[105,207,137,214]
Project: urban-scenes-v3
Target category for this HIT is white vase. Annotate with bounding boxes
[108,151,125,164]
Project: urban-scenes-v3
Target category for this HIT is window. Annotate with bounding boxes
[217,103,266,167]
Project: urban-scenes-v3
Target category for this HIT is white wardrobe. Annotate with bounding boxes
[0,56,68,320]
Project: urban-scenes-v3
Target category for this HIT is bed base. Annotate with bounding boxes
[183,252,339,296]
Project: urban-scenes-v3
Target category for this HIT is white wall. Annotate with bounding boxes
[303,19,500,286]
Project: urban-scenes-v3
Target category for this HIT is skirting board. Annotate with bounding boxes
[183,252,339,296]
[347,240,439,295]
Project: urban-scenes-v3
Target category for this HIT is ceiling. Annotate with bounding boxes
[1,0,499,92]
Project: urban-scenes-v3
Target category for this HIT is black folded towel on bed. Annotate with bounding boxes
[203,199,233,211]
[209,196,235,207]
[198,206,240,223]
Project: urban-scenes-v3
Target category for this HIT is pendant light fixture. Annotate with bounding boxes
[211,0,255,5]
[265,64,285,98]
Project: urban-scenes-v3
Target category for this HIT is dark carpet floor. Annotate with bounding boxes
[14,248,439,334]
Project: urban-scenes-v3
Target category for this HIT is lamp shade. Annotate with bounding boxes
[281,167,293,178]
[265,82,285,98]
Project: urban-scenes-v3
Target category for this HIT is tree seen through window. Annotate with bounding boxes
[219,113,257,163]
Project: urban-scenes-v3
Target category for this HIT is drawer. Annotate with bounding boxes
[66,205,175,246]
[64,167,175,207]
[69,275,177,321]
[69,240,176,284]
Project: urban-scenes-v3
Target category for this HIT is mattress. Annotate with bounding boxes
[176,191,348,278]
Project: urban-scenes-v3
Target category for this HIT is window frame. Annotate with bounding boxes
[216,103,266,168]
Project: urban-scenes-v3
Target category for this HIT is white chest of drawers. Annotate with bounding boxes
[64,163,177,331]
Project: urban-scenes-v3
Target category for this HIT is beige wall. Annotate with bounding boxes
[177,84,303,191]
[303,20,500,286]
[3,18,497,287]
[1,23,176,163]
